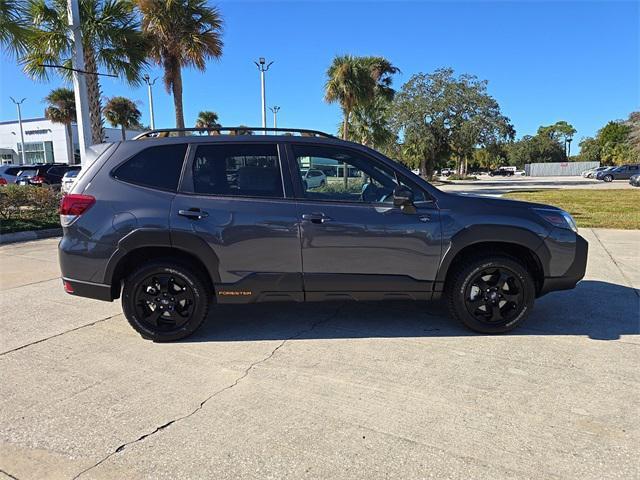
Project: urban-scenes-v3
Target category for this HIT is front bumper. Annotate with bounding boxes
[539,233,588,295]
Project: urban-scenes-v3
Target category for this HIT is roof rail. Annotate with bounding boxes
[133,127,336,140]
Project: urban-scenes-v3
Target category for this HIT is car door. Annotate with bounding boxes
[287,143,441,301]
[623,165,639,179]
[171,141,303,303]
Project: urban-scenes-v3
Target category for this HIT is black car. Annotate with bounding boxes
[488,167,516,176]
[16,164,81,187]
[58,127,588,341]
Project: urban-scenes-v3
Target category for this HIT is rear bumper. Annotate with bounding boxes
[539,233,588,295]
[62,277,113,302]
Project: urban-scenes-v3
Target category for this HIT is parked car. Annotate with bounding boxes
[582,166,607,178]
[489,166,516,176]
[630,174,640,187]
[61,168,82,194]
[514,170,526,176]
[0,165,26,184]
[596,164,640,182]
[59,127,588,341]
[439,168,454,177]
[16,164,80,188]
[300,168,327,189]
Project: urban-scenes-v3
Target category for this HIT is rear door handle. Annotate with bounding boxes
[301,213,332,224]
[178,208,208,220]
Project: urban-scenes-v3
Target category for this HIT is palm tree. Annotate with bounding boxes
[195,110,220,134]
[325,55,375,142]
[22,0,147,144]
[44,87,76,164]
[103,96,142,141]
[137,0,223,129]
[0,0,29,56]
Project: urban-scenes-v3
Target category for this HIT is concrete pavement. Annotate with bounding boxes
[439,175,637,196]
[0,231,638,479]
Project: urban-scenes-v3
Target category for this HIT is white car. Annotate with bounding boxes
[582,166,606,178]
[301,169,327,189]
[61,168,81,194]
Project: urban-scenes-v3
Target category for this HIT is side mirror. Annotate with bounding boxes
[393,186,416,213]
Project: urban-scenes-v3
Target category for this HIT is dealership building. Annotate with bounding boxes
[0,117,142,165]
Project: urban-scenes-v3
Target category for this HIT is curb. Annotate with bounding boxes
[0,227,62,245]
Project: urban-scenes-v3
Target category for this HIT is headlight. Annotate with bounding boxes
[533,208,578,232]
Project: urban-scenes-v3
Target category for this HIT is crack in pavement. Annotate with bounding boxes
[590,228,639,298]
[0,468,20,480]
[0,314,120,357]
[71,304,344,480]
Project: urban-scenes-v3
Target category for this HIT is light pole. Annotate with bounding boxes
[269,106,280,129]
[143,74,157,130]
[254,57,273,133]
[9,97,26,164]
[67,0,92,164]
[566,136,573,158]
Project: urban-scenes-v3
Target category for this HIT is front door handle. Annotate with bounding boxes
[301,213,332,224]
[178,208,208,220]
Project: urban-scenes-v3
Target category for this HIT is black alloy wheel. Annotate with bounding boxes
[122,260,210,341]
[447,255,535,333]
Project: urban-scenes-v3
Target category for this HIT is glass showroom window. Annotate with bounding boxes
[17,141,55,164]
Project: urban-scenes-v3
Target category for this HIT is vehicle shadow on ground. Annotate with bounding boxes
[185,280,639,343]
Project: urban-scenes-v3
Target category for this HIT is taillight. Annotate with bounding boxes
[30,175,45,184]
[0,177,7,185]
[59,194,95,226]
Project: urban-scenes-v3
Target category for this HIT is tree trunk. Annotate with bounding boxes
[172,67,185,129]
[83,48,104,144]
[343,109,350,187]
[121,125,126,141]
[65,122,74,164]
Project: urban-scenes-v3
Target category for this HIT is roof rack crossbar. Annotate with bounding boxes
[133,127,336,140]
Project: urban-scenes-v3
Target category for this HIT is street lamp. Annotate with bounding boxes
[254,57,273,132]
[143,74,157,130]
[9,97,26,164]
[269,106,280,129]
[566,136,573,158]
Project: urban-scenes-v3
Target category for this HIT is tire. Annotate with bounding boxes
[320,180,326,187]
[122,260,211,341]
[603,175,613,182]
[446,255,535,334]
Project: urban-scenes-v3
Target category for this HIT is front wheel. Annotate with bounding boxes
[603,175,613,182]
[122,260,211,341]
[446,256,535,333]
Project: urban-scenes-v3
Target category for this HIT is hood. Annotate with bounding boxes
[446,192,562,211]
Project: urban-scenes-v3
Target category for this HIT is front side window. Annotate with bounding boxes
[292,144,425,204]
[113,144,187,191]
[191,144,283,198]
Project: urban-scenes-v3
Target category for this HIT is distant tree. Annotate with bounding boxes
[137,0,223,129]
[392,68,513,176]
[626,111,640,160]
[103,96,142,141]
[23,0,147,144]
[538,121,576,157]
[506,134,565,167]
[578,137,601,163]
[44,87,76,164]
[195,110,220,134]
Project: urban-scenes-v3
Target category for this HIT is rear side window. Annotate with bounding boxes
[191,144,283,198]
[113,144,187,191]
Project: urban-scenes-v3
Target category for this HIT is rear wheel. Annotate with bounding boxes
[122,260,211,341]
[446,255,535,333]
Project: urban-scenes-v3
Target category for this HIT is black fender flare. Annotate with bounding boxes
[104,228,221,287]
[435,225,551,287]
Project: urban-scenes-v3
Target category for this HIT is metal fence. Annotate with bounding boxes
[524,161,600,177]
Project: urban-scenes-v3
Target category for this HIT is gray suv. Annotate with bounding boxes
[59,128,588,341]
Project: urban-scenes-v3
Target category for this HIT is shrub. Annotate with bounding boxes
[448,174,478,181]
[0,185,60,222]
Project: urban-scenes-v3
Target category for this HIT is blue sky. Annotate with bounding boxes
[1,0,638,147]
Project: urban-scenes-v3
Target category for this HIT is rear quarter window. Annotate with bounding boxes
[113,144,188,191]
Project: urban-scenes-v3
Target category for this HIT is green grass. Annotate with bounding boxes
[0,217,60,235]
[505,189,640,230]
